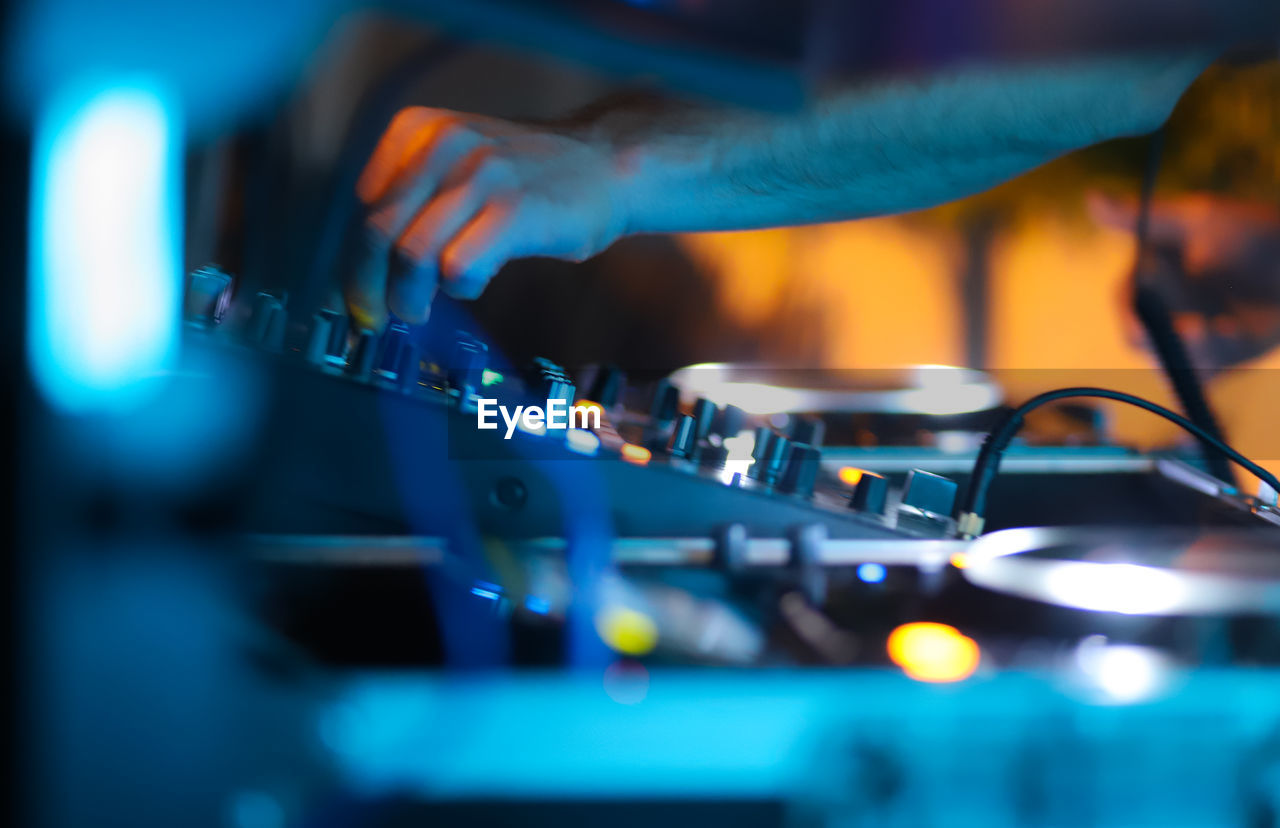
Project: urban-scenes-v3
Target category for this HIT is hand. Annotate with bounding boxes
[344,106,631,328]
[1088,192,1280,369]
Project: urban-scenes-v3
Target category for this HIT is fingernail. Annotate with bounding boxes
[442,276,487,301]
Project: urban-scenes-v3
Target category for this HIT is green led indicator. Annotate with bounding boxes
[481,369,503,387]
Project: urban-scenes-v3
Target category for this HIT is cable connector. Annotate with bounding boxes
[955,511,985,540]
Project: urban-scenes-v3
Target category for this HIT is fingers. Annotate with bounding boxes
[343,220,393,331]
[439,198,603,301]
[347,110,482,327]
[387,150,511,319]
[440,202,517,299]
[357,107,453,205]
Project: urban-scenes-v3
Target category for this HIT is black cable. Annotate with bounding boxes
[1131,128,1236,484]
[956,386,1280,537]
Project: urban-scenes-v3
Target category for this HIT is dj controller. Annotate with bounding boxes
[181,268,1280,671]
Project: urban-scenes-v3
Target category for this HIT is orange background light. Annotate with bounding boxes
[887,621,981,683]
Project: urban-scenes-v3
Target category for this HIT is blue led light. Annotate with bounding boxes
[470,586,501,601]
[857,563,887,584]
[525,596,551,615]
[29,79,182,413]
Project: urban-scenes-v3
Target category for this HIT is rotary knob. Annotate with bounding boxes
[261,305,287,352]
[183,265,232,326]
[586,364,626,409]
[669,414,697,459]
[449,336,489,396]
[347,330,378,377]
[649,379,679,424]
[245,292,284,345]
[303,313,332,365]
[749,427,774,468]
[691,397,718,443]
[531,360,574,408]
[778,444,821,497]
[849,471,888,515]
[377,324,410,375]
[397,343,421,391]
[789,416,826,448]
[715,404,747,440]
[319,308,349,359]
[900,469,958,517]
[749,432,791,485]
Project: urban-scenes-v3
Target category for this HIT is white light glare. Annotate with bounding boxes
[29,81,181,412]
[1044,562,1185,615]
[1075,636,1172,704]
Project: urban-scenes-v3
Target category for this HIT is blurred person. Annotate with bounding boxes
[1089,191,1280,371]
[343,52,1227,330]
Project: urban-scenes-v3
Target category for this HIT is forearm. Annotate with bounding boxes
[590,52,1215,234]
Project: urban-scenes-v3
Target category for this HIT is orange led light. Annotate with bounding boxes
[887,622,980,683]
[838,466,865,487]
[620,444,652,466]
[576,400,605,416]
[949,551,970,570]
